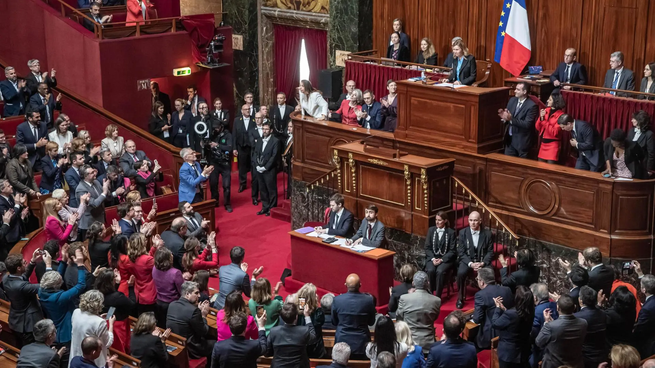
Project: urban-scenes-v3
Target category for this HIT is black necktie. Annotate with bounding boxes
[190,216,199,229]
[192,164,200,177]
[367,223,373,240]
[515,101,523,116]
[564,65,571,83]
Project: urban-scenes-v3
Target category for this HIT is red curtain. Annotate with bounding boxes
[181,14,216,64]
[274,25,327,102]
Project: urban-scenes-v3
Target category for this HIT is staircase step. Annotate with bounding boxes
[279,199,291,210]
[270,207,291,222]
[454,216,469,230]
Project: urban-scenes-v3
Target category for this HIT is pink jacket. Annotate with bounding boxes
[44,216,74,247]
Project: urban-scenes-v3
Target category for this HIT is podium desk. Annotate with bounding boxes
[289,231,395,306]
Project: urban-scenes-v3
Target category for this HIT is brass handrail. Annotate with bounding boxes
[307,167,339,190]
[347,51,452,73]
[560,82,655,99]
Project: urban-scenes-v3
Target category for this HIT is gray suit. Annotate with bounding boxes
[16,342,60,368]
[350,219,385,248]
[396,289,441,350]
[119,150,151,178]
[76,180,106,229]
[215,263,254,309]
[603,68,636,96]
[184,212,206,241]
[535,314,588,368]
[3,262,43,334]
[266,322,317,368]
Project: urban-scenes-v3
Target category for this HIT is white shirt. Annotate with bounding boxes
[332,208,344,229]
[633,128,642,142]
[243,117,250,130]
[613,67,624,87]
[467,229,480,267]
[261,135,271,152]
[286,134,293,146]
[436,226,445,240]
[299,91,329,118]
[256,125,263,138]
[33,72,42,83]
[278,104,286,118]
[590,264,602,272]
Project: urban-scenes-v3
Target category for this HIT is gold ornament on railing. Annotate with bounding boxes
[349,153,356,193]
[421,168,428,209]
[333,149,341,189]
[404,165,411,207]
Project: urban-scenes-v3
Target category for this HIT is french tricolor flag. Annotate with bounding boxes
[494,0,531,76]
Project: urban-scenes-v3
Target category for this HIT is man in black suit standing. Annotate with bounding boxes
[560,247,613,296]
[25,59,57,96]
[16,109,49,171]
[499,248,540,293]
[29,83,62,128]
[253,122,279,216]
[427,311,478,368]
[573,286,608,368]
[248,113,265,205]
[0,181,27,259]
[456,211,494,309]
[557,114,603,172]
[535,295,588,368]
[314,193,354,237]
[634,274,655,358]
[166,281,215,360]
[272,92,292,139]
[161,218,187,270]
[233,104,255,193]
[266,303,316,368]
[210,311,267,368]
[150,81,171,117]
[472,267,514,350]
[550,48,588,89]
[0,67,28,117]
[499,82,538,158]
[185,85,206,117]
[207,121,233,212]
[603,51,636,96]
[189,102,216,155]
[332,273,376,360]
[211,98,229,128]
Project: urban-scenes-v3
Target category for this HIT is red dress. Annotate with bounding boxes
[190,247,219,273]
[535,108,564,161]
[336,99,361,126]
[129,246,158,305]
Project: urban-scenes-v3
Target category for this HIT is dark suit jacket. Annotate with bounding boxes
[603,138,645,179]
[39,155,65,192]
[500,266,540,293]
[6,158,38,195]
[29,93,61,126]
[427,338,477,368]
[16,342,61,368]
[94,160,110,179]
[16,120,48,167]
[119,218,138,238]
[166,297,211,359]
[447,55,477,86]
[211,109,230,128]
[184,96,207,114]
[272,105,292,135]
[415,52,437,66]
[587,264,615,296]
[573,120,603,169]
[569,286,581,308]
[131,333,169,368]
[359,102,383,130]
[0,195,25,244]
[149,115,171,142]
[387,31,410,51]
[536,314,588,368]
[386,44,411,62]
[604,306,634,346]
[492,308,532,364]
[64,167,82,208]
[639,77,655,98]
[505,97,538,152]
[153,92,172,117]
[603,68,636,95]
[266,323,317,368]
[161,229,185,270]
[633,295,655,357]
[473,284,514,349]
[25,72,57,96]
[3,262,43,333]
[253,136,280,173]
[550,62,588,85]
[351,219,385,248]
[325,208,354,237]
[628,128,655,174]
[332,291,376,355]
[233,116,255,149]
[443,52,454,68]
[425,226,457,266]
[0,80,28,117]
[574,306,608,366]
[119,150,150,178]
[388,281,412,315]
[457,226,494,267]
[170,110,194,147]
[211,331,267,368]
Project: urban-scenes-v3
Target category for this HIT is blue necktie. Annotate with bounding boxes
[53,160,62,189]
[611,71,619,95]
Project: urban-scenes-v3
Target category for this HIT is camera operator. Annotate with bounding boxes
[207,122,233,213]
[190,102,216,156]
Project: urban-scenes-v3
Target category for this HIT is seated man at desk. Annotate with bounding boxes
[602,51,636,96]
[314,193,354,237]
[550,48,588,89]
[346,204,385,248]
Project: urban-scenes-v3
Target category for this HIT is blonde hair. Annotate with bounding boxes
[71,137,86,152]
[43,198,63,226]
[395,321,415,346]
[610,344,640,368]
[421,37,436,60]
[45,141,59,154]
[125,191,141,205]
[79,290,104,315]
[105,124,118,139]
[296,283,318,313]
[252,278,273,304]
[133,312,157,335]
[127,233,148,263]
[452,39,470,57]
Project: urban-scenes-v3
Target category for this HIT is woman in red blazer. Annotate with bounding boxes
[335,89,363,127]
[181,233,218,274]
[127,233,160,314]
[535,92,566,163]
[126,0,155,26]
[43,198,77,247]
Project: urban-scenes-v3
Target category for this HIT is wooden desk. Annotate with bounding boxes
[0,341,19,368]
[504,75,554,103]
[395,80,510,154]
[289,231,395,306]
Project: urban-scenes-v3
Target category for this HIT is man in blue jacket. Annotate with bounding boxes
[0,67,28,117]
[427,311,477,368]
[331,273,376,360]
[359,90,383,130]
[178,147,213,204]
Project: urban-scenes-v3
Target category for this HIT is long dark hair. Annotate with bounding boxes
[86,221,104,247]
[515,285,535,322]
[109,235,128,269]
[549,91,566,112]
[373,316,398,357]
[94,268,117,295]
[608,286,637,318]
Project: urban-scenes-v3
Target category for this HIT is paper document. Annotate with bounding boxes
[295,227,315,234]
[435,83,469,89]
[305,231,319,237]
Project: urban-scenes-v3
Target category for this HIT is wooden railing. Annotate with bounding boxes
[561,82,655,100]
[348,49,452,74]
[303,166,340,225]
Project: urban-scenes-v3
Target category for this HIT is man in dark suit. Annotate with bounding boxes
[95,148,113,177]
[237,91,259,118]
[211,97,230,128]
[427,311,477,368]
[499,82,538,158]
[634,274,655,358]
[359,90,383,129]
[253,122,279,216]
[272,92,293,139]
[550,48,588,89]
[557,114,603,172]
[424,212,457,297]
[314,193,354,238]
[248,113,265,205]
[215,246,261,309]
[574,286,608,368]
[348,204,386,248]
[559,248,613,296]
[150,81,171,117]
[603,51,636,96]
[332,273,376,360]
[316,342,351,368]
[97,165,125,207]
[161,218,187,270]
[530,283,559,368]
[117,202,137,237]
[535,295,588,368]
[184,85,206,117]
[0,67,28,117]
[0,181,28,258]
[455,211,494,309]
[266,303,316,368]
[471,267,514,350]
[29,83,62,127]
[76,165,109,239]
[499,248,540,293]
[83,2,113,32]
[207,122,233,212]
[25,59,57,96]
[210,311,267,368]
[233,104,255,193]
[16,109,49,171]
[167,281,216,359]
[179,201,209,243]
[189,102,217,155]
[3,251,44,346]
[65,152,85,208]
[568,265,590,309]
[16,319,63,368]
[119,140,151,177]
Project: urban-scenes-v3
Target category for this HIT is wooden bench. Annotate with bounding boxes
[110,347,141,368]
[127,316,189,368]
[256,356,371,368]
[0,340,20,368]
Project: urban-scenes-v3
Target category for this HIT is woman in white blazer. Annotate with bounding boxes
[100,124,125,160]
[297,79,328,120]
[48,114,74,155]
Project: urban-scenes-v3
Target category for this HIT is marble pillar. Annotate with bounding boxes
[223,0,259,105]
[327,0,372,67]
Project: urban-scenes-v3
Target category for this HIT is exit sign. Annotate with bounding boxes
[173,67,191,76]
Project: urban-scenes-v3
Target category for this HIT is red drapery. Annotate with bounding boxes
[181,14,216,64]
[274,25,327,102]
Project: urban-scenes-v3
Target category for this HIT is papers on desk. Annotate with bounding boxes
[295,226,315,234]
[435,83,469,89]
[303,231,375,253]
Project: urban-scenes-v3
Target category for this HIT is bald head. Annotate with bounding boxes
[171,217,187,233]
[346,274,361,291]
[642,359,655,368]
[469,211,481,231]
